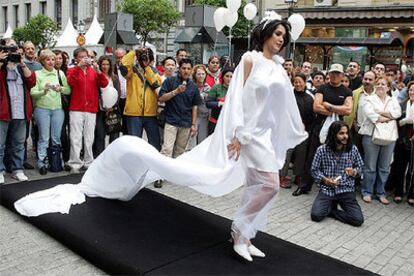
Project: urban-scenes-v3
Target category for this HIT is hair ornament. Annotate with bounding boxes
[260,11,283,30]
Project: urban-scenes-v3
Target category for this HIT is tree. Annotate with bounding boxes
[13,14,59,48]
[194,0,250,38]
[118,0,181,45]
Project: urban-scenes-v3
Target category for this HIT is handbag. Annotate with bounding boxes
[371,99,398,146]
[105,109,122,134]
[372,121,397,145]
[319,113,340,143]
[48,145,63,172]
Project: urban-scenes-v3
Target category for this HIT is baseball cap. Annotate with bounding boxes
[329,63,344,73]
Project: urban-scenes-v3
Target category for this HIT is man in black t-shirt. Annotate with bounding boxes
[293,63,353,196]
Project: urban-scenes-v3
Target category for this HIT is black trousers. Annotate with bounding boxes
[93,110,120,158]
[311,191,364,227]
[299,130,321,191]
[387,141,414,199]
[118,98,128,135]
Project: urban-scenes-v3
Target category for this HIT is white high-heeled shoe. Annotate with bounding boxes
[248,244,265,258]
[233,243,253,262]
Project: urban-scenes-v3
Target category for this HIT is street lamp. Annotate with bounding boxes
[284,0,297,59]
[76,20,86,46]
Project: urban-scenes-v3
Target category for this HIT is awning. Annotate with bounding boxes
[295,36,404,47]
[175,27,228,44]
[276,5,414,20]
[117,31,139,45]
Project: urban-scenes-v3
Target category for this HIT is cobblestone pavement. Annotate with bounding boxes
[1,157,414,275]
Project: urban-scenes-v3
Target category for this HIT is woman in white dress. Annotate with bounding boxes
[15,13,307,263]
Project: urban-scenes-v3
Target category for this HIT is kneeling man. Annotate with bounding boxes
[310,121,364,227]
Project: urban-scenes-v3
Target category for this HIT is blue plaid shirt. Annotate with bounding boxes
[311,144,364,197]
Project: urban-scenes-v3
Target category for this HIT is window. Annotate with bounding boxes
[55,0,62,28]
[25,3,31,23]
[185,0,194,6]
[40,1,47,15]
[72,0,78,25]
[99,0,111,19]
[13,5,19,28]
[2,6,7,32]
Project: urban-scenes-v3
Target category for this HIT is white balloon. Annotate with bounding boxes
[243,3,257,21]
[226,0,241,13]
[401,64,407,73]
[101,86,118,108]
[214,7,227,32]
[224,9,238,28]
[288,13,305,41]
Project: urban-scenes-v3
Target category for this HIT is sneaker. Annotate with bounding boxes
[0,173,4,184]
[70,167,80,174]
[12,171,28,182]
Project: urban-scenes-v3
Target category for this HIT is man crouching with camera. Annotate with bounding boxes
[0,38,36,184]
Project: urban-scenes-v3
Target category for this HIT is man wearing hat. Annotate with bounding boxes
[293,63,353,196]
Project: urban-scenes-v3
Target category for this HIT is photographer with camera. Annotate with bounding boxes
[30,49,71,175]
[66,47,108,173]
[0,38,36,184]
[120,47,162,151]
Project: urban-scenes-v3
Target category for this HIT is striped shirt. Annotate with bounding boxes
[311,144,363,197]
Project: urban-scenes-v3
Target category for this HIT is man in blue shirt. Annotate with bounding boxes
[158,58,201,158]
[310,121,364,227]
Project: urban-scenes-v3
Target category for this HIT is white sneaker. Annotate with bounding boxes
[12,171,28,182]
[0,173,4,184]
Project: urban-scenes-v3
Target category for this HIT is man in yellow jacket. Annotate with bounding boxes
[121,48,162,150]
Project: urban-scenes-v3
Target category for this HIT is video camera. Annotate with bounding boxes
[0,39,22,63]
[135,47,154,67]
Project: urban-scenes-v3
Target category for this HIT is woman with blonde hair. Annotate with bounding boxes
[30,49,71,175]
[359,77,401,204]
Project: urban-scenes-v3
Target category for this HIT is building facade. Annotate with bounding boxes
[0,0,117,35]
[268,0,414,69]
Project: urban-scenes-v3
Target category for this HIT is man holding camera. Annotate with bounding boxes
[120,47,162,150]
[0,38,36,184]
[66,47,108,173]
[158,58,201,162]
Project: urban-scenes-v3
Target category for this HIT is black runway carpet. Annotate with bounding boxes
[0,175,374,275]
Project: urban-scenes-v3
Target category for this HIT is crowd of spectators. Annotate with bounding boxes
[1,37,414,224]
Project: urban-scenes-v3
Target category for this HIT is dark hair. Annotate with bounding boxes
[176,48,187,56]
[179,58,193,68]
[374,62,385,68]
[221,67,234,77]
[162,56,176,66]
[326,121,352,152]
[52,49,68,72]
[251,19,291,52]
[312,71,325,80]
[386,68,397,74]
[294,72,307,83]
[343,73,351,81]
[73,47,88,58]
[348,61,360,67]
[406,81,414,102]
[98,55,114,76]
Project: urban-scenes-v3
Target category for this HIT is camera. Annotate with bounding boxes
[136,48,149,64]
[0,40,21,63]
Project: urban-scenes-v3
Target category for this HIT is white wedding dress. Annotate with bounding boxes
[15,51,308,220]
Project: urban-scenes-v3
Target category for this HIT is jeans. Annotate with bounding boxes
[0,119,27,173]
[33,108,64,168]
[126,116,160,151]
[361,135,396,197]
[311,191,364,227]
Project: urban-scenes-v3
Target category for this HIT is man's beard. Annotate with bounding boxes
[336,137,348,146]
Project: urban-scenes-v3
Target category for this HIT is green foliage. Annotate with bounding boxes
[118,0,181,45]
[194,0,250,38]
[13,14,59,48]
